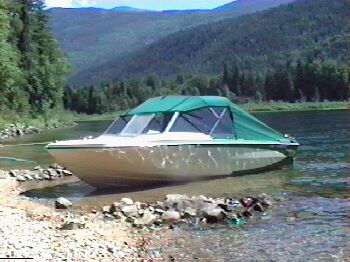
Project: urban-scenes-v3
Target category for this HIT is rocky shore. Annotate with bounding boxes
[7,164,74,182]
[0,123,40,141]
[100,193,272,228]
[0,122,74,142]
[0,170,145,260]
[0,166,274,261]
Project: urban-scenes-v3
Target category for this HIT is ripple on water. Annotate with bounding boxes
[298,162,350,172]
[153,197,350,261]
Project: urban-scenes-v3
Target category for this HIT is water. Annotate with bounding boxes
[0,121,111,169]
[1,110,349,260]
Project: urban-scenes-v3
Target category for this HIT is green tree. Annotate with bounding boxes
[0,0,28,111]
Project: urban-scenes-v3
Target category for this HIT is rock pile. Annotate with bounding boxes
[102,194,273,228]
[6,164,73,182]
[0,123,40,141]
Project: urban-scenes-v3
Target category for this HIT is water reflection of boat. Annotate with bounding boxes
[47,96,299,188]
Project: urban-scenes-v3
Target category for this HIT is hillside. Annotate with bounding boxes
[110,6,155,12]
[48,0,294,79]
[72,0,348,85]
[215,0,294,11]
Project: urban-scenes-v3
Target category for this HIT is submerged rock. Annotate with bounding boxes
[55,197,73,209]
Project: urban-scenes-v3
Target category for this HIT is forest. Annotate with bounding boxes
[64,60,349,114]
[71,0,348,85]
[0,0,67,116]
[0,0,348,119]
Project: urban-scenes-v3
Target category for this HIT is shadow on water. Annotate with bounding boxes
[22,180,181,199]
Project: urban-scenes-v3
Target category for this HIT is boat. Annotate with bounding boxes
[47,96,299,188]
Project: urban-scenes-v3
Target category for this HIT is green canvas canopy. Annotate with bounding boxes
[123,96,285,141]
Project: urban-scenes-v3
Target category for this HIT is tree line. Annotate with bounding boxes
[64,59,349,114]
[0,0,67,115]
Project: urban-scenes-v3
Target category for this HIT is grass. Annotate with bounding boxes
[241,101,349,113]
[70,113,120,122]
[0,110,76,131]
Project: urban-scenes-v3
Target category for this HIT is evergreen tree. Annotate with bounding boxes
[0,0,28,111]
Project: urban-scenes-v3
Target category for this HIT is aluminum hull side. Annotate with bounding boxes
[48,144,298,188]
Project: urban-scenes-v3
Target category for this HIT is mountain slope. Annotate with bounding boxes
[72,0,348,84]
[48,0,295,79]
[214,0,294,11]
[110,6,155,12]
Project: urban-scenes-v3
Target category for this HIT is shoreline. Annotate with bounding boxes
[0,169,156,260]
[72,101,350,122]
[241,101,349,113]
[0,121,75,143]
[1,103,348,132]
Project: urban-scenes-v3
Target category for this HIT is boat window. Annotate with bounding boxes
[121,114,154,136]
[105,116,132,135]
[142,113,173,134]
[170,107,234,137]
[169,114,201,133]
[209,108,234,138]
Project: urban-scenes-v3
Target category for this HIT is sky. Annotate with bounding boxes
[45,0,235,10]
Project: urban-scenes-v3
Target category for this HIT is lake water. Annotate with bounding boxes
[0,110,349,260]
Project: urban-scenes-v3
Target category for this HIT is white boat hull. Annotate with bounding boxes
[48,144,297,188]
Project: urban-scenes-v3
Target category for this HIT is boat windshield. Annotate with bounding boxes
[105,113,174,136]
[104,115,132,135]
[105,107,234,138]
[170,107,235,138]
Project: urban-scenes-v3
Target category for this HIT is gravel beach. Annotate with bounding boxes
[0,167,272,261]
[0,176,145,261]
